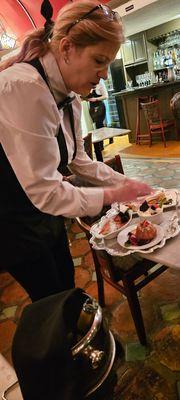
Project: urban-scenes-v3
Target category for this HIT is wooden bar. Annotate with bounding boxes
[114,81,180,143]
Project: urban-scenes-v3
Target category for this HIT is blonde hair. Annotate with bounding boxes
[0,1,124,72]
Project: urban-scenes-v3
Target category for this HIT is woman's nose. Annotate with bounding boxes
[97,67,108,80]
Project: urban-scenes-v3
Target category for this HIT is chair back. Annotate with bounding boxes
[75,154,124,231]
[141,100,161,126]
[105,154,124,174]
[83,132,93,159]
[170,92,180,121]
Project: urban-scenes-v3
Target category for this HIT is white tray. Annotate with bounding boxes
[90,214,180,257]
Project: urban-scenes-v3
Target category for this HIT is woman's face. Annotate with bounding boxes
[59,40,119,96]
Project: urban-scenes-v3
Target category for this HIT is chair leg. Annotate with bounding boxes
[136,100,140,144]
[122,277,147,345]
[161,125,166,147]
[92,249,105,308]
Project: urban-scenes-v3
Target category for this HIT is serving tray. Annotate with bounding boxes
[90,213,180,257]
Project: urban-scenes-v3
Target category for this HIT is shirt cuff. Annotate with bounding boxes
[78,187,104,217]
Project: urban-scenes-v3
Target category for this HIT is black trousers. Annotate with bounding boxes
[7,226,75,302]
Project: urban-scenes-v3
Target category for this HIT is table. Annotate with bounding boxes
[83,127,131,162]
[90,127,131,144]
[138,219,180,270]
[89,208,180,344]
[129,210,180,270]
[93,209,180,270]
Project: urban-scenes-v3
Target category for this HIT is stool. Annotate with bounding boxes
[136,96,154,144]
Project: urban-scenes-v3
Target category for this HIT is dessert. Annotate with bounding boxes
[125,191,173,213]
[139,200,162,216]
[99,210,130,236]
[147,192,172,207]
[136,220,157,243]
[125,220,157,247]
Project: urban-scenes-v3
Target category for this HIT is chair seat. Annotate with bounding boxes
[150,119,175,129]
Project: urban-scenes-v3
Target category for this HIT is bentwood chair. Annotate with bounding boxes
[141,99,175,147]
[135,96,154,144]
[76,154,168,345]
[83,132,93,159]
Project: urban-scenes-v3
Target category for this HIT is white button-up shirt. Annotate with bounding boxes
[0,51,125,218]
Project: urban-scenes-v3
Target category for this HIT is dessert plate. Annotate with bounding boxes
[90,206,132,240]
[122,188,177,213]
[117,224,164,250]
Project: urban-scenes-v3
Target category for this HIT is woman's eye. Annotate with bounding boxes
[95,59,105,65]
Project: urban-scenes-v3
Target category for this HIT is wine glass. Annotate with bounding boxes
[136,75,140,87]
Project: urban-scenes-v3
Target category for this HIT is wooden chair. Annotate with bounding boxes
[83,132,93,159]
[135,96,153,144]
[104,154,124,174]
[141,99,175,147]
[76,154,124,307]
[76,154,168,345]
[76,218,168,346]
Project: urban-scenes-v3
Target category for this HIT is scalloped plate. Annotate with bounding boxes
[124,189,177,213]
[90,207,132,240]
[117,224,164,250]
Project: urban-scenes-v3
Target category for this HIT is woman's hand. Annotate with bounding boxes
[103,178,153,205]
[89,97,98,102]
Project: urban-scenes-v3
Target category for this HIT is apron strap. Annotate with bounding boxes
[68,104,77,161]
[25,58,77,167]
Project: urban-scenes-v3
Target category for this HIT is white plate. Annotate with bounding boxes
[145,189,176,208]
[117,224,164,250]
[90,210,132,240]
[124,189,177,213]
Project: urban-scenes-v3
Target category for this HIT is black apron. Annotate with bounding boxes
[0,58,77,267]
[89,88,106,124]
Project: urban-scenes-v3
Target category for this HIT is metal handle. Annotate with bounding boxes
[72,296,102,357]
[82,345,104,369]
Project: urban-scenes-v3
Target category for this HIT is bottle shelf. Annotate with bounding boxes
[153,66,175,71]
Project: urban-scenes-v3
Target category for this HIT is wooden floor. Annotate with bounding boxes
[102,135,180,160]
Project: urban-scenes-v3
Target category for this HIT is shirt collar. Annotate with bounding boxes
[40,51,74,104]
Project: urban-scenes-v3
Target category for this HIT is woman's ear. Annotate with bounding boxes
[59,37,74,64]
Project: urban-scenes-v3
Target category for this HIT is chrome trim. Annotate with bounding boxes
[72,305,102,356]
[85,331,116,397]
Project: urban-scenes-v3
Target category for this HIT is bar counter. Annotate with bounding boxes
[114,80,180,143]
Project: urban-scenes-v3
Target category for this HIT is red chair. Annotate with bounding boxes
[141,99,175,147]
[135,96,151,144]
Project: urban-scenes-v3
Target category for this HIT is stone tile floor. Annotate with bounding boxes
[0,157,180,399]
[122,158,180,189]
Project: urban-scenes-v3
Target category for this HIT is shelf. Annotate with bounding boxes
[125,60,148,68]
[154,66,175,71]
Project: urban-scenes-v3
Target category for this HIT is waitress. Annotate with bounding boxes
[88,80,108,161]
[0,0,152,301]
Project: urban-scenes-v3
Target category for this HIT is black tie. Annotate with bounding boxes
[57,96,75,110]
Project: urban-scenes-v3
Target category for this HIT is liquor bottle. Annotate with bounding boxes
[168,51,173,67]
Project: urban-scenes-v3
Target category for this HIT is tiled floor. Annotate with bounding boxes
[122,157,180,189]
[0,149,180,399]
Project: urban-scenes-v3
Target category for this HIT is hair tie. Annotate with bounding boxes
[41,0,54,40]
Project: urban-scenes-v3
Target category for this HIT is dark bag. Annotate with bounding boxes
[89,101,105,123]
[12,288,85,400]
